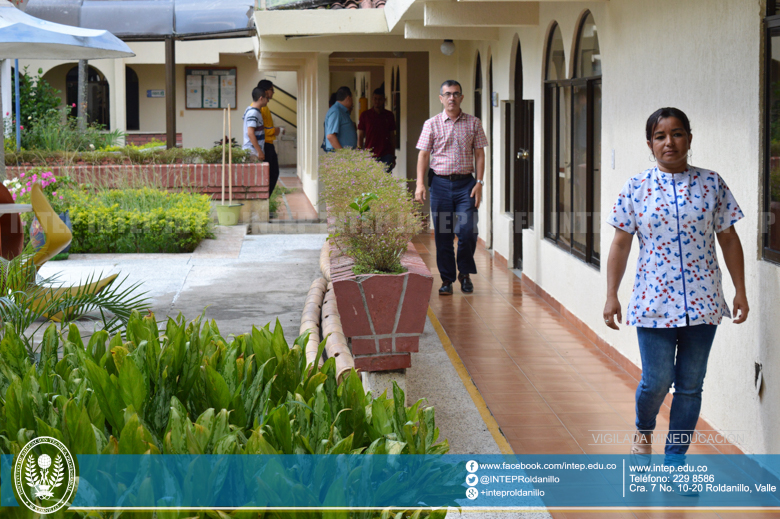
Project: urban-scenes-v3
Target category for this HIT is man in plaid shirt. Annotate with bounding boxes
[415,80,488,295]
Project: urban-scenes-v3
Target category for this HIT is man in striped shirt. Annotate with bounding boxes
[415,80,488,296]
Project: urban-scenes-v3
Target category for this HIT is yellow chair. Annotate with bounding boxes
[27,182,118,322]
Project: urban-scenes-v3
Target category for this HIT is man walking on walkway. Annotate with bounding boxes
[322,86,357,152]
[415,80,487,295]
[358,88,396,171]
[256,79,283,197]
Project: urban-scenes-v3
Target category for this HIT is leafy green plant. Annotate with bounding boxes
[9,66,62,136]
[0,247,150,356]
[21,107,125,152]
[0,311,450,517]
[67,188,212,253]
[269,185,294,216]
[350,192,379,217]
[320,150,423,274]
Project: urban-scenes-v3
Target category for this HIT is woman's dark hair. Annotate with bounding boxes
[646,107,691,141]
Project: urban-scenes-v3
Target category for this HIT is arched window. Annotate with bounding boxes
[126,66,139,131]
[543,23,570,248]
[572,11,602,265]
[543,14,601,268]
[66,65,110,128]
[474,52,482,121]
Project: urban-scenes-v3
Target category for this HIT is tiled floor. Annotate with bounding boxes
[412,233,741,458]
[414,233,778,517]
[275,168,319,221]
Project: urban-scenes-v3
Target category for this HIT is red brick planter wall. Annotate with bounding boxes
[330,242,433,372]
[6,163,270,201]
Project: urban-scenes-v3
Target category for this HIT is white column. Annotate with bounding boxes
[1,60,10,125]
[114,59,127,145]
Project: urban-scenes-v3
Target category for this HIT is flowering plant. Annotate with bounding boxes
[320,149,423,274]
[4,168,74,216]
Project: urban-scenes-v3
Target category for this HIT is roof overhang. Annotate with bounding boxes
[255,8,388,37]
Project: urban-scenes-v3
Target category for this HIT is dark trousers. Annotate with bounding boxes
[265,143,280,196]
[430,172,478,283]
[376,154,395,172]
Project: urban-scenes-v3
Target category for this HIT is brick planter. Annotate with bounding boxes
[330,242,433,372]
[6,163,270,201]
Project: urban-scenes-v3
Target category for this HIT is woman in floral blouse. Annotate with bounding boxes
[603,107,748,470]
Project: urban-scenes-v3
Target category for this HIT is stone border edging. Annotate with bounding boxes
[301,277,327,370]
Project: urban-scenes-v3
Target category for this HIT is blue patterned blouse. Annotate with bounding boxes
[607,166,744,328]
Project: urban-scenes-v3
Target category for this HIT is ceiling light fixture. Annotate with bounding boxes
[440,39,455,56]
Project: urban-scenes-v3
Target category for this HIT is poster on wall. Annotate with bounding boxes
[185,67,237,109]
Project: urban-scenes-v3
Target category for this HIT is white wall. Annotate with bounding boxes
[462,0,775,455]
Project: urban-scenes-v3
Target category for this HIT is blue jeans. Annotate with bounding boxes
[430,174,478,283]
[635,325,718,466]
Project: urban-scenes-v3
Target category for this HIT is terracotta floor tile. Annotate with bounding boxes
[483,391,546,404]
[597,389,639,402]
[494,413,563,427]
[514,437,584,454]
[525,372,586,384]
[549,402,617,415]
[532,380,593,392]
[500,425,573,440]
[508,355,568,365]
[487,402,555,415]
[557,412,631,427]
[542,391,607,404]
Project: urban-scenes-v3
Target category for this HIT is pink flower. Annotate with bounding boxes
[20,126,23,130]
[11,194,15,201]
[72,103,76,108]
[59,196,64,200]
[25,182,30,187]
[19,173,25,178]
[52,191,57,196]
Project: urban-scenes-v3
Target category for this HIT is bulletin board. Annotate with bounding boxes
[185,67,237,110]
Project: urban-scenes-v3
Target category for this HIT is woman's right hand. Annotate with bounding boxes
[603,295,622,330]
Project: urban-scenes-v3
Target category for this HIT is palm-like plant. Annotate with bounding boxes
[0,247,150,359]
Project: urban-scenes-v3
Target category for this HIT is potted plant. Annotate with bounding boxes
[320,150,432,372]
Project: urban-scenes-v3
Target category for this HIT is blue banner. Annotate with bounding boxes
[3,454,780,509]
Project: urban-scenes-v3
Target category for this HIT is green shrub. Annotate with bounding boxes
[10,66,62,136]
[5,146,250,167]
[0,311,449,517]
[67,188,212,253]
[320,149,423,274]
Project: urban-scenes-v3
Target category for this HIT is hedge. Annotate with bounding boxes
[68,188,212,253]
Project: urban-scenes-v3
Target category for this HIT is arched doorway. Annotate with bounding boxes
[506,40,533,270]
[66,65,110,128]
[126,66,139,131]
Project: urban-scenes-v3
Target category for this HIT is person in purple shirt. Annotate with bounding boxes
[603,107,748,486]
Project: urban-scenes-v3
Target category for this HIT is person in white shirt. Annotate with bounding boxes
[242,87,268,161]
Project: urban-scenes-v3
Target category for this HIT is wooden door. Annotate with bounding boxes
[511,100,533,270]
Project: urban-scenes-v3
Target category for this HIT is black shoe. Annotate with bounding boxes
[459,274,474,293]
[439,282,453,296]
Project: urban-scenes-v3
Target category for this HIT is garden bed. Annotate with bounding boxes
[68,188,212,253]
[6,163,271,201]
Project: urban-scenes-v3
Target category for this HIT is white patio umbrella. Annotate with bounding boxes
[0,0,134,177]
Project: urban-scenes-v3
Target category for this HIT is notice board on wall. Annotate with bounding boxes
[185,67,237,109]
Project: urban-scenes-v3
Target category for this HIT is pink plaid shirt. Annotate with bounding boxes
[416,111,488,175]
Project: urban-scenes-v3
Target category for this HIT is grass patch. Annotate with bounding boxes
[269,185,295,216]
